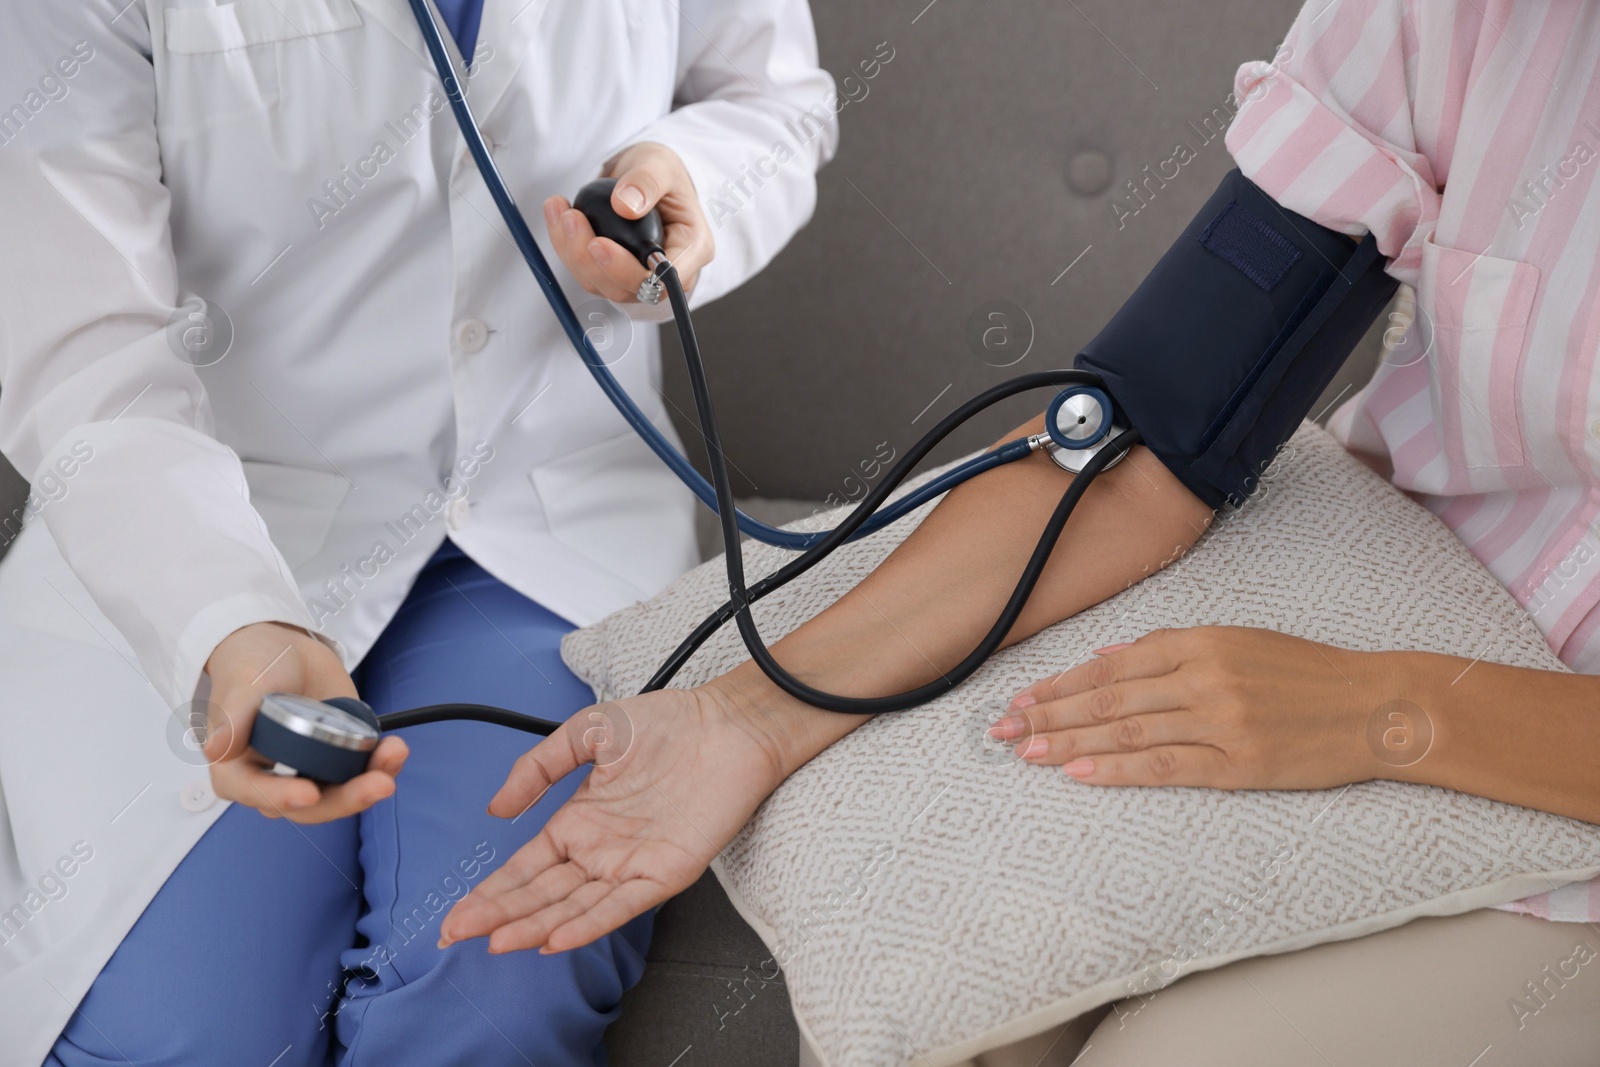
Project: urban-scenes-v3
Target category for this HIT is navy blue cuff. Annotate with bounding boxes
[1075,170,1397,509]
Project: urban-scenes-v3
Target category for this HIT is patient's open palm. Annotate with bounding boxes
[439,686,788,954]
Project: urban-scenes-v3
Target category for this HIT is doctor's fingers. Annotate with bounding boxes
[201,623,358,764]
[607,145,678,219]
[657,215,712,295]
[487,719,587,819]
[627,167,714,289]
[213,736,407,823]
[543,198,641,302]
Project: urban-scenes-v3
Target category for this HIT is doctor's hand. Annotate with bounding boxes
[543,142,713,302]
[438,676,827,955]
[202,621,408,823]
[992,626,1393,791]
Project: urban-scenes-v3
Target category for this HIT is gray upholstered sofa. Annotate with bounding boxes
[0,0,1389,1062]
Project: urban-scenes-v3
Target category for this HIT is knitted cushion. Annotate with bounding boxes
[562,423,1600,1067]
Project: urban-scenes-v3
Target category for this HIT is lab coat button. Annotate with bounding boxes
[455,319,489,353]
[180,781,216,813]
[1590,418,1600,442]
[447,496,470,531]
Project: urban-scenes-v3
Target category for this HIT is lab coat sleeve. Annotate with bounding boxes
[614,0,840,317]
[1224,0,1437,287]
[0,5,324,708]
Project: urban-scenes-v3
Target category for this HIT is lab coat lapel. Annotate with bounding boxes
[346,0,548,122]
[346,0,435,65]
[464,0,551,119]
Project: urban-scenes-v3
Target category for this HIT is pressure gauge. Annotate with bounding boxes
[250,693,381,785]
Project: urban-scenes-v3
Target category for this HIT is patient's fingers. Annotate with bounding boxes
[458,833,570,909]
[474,879,668,956]
[992,676,1184,740]
[1056,743,1235,788]
[541,879,666,953]
[1008,628,1184,710]
[478,851,586,914]
[1014,710,1201,766]
[489,722,585,819]
[448,864,593,947]
[486,879,613,954]
[439,839,574,942]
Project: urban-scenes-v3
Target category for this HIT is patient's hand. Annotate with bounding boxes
[439,679,813,955]
[992,626,1385,789]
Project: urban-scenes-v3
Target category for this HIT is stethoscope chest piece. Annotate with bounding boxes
[250,693,381,785]
[1041,386,1129,474]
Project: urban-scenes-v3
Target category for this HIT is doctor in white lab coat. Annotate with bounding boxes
[0,0,836,1062]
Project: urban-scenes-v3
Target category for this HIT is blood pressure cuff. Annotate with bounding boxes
[1075,169,1398,509]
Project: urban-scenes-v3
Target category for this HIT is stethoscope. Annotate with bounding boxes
[245,0,1142,783]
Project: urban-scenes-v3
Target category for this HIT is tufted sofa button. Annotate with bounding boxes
[1067,150,1113,196]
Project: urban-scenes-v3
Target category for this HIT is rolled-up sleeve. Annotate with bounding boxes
[0,5,320,707]
[617,0,838,316]
[1225,0,1438,285]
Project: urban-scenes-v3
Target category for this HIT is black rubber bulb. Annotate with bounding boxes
[574,178,665,267]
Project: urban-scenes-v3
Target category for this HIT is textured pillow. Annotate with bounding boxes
[562,423,1600,1067]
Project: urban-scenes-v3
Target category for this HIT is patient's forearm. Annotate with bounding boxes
[715,419,1214,774]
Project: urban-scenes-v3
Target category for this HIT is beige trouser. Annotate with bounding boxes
[804,909,1600,1067]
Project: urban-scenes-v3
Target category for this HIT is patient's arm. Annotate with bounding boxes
[442,409,1600,955]
[436,419,1213,953]
[717,418,1215,776]
[754,416,1600,826]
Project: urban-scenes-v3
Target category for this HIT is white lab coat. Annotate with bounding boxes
[0,0,836,1060]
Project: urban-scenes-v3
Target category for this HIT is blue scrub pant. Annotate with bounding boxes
[47,540,652,1066]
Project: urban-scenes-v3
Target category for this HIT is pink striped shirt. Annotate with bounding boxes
[1226,0,1600,922]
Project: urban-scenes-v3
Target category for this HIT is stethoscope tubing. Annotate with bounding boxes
[639,366,1120,692]
[402,0,1013,552]
[659,263,1139,710]
[250,2,1138,775]
[398,0,1132,713]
